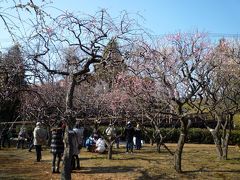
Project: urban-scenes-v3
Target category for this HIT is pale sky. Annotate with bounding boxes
[51,0,240,35]
[0,0,240,49]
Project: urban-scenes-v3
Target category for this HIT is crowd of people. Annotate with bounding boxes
[0,120,143,173]
[84,121,142,154]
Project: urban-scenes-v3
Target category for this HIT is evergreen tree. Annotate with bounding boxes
[94,38,127,89]
[0,44,26,122]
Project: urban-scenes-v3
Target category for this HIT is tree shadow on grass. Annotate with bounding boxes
[136,169,174,180]
[229,157,240,161]
[77,166,138,174]
[183,168,240,174]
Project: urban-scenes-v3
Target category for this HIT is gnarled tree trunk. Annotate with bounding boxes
[61,74,76,180]
[207,116,223,160]
[208,127,223,160]
[107,143,113,159]
[174,118,191,173]
[61,126,73,180]
[221,114,233,160]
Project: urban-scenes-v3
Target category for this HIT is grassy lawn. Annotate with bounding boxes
[0,143,240,180]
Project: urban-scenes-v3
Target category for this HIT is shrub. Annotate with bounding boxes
[143,128,240,145]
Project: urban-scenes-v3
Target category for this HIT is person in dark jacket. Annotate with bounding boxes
[135,123,142,150]
[1,125,12,148]
[124,121,135,153]
[50,122,64,173]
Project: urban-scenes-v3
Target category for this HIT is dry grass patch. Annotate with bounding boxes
[0,144,239,179]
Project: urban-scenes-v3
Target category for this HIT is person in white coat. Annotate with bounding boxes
[95,137,106,153]
[33,122,47,162]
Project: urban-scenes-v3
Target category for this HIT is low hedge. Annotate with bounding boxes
[83,126,240,145]
[149,128,240,145]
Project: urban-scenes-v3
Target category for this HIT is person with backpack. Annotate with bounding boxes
[33,122,47,162]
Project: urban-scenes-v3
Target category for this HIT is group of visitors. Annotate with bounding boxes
[30,121,84,173]
[0,124,32,149]
[85,121,142,154]
[1,119,142,174]
[85,133,106,153]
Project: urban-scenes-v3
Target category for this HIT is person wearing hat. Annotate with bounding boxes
[124,121,135,153]
[33,122,47,162]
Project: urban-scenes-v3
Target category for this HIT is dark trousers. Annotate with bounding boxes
[29,143,34,151]
[2,137,10,147]
[71,155,80,170]
[126,140,133,152]
[17,139,25,149]
[136,137,141,149]
[52,153,61,171]
[35,145,42,161]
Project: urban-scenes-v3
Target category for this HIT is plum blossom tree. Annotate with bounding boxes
[12,2,144,178]
[126,32,214,172]
[193,39,240,160]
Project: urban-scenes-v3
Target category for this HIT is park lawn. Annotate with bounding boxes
[0,144,239,180]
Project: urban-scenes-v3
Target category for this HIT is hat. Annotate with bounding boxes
[36,122,41,126]
[127,121,131,125]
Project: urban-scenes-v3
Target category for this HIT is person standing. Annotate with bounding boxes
[33,122,47,162]
[1,127,8,148]
[17,126,28,149]
[50,122,64,173]
[28,130,34,152]
[71,122,84,170]
[135,124,142,150]
[2,125,12,148]
[124,121,135,153]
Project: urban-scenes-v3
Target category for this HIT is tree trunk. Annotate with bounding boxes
[108,144,113,160]
[61,74,76,180]
[222,133,229,160]
[174,118,190,173]
[221,114,233,160]
[209,128,223,160]
[150,138,154,146]
[61,126,73,180]
[157,142,161,153]
[157,134,163,153]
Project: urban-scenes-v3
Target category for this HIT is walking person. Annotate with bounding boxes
[33,122,47,162]
[124,121,135,153]
[50,122,64,173]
